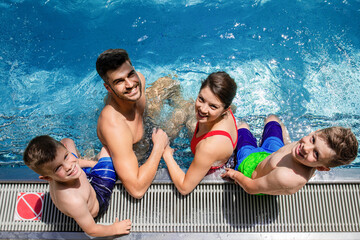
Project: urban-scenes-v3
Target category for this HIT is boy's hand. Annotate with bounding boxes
[221,168,240,182]
[221,168,247,186]
[113,218,131,235]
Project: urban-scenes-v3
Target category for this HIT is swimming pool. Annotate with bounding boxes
[1,0,359,179]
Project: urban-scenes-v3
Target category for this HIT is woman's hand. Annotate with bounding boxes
[163,144,174,161]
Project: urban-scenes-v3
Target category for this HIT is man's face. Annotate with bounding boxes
[105,61,142,102]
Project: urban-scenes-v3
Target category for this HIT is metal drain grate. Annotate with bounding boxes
[0,182,359,233]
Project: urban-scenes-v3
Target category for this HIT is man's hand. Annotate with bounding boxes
[151,128,169,150]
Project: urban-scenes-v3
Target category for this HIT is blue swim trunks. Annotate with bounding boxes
[74,154,117,218]
[235,121,285,177]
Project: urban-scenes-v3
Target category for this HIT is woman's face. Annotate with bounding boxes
[195,86,227,123]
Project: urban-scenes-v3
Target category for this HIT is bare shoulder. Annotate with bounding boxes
[272,167,308,194]
[98,105,131,135]
[50,186,87,217]
[137,71,145,81]
[196,135,233,161]
[137,71,146,89]
[98,104,121,124]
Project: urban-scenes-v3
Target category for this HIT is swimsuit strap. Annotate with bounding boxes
[190,109,238,154]
[190,123,201,154]
[209,163,225,170]
[229,109,238,147]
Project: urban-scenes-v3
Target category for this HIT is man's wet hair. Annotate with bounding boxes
[96,49,132,83]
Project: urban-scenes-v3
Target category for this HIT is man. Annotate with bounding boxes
[96,49,169,199]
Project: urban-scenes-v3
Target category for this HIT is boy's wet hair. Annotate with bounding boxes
[318,127,358,167]
[96,49,132,84]
[200,71,237,109]
[23,135,64,174]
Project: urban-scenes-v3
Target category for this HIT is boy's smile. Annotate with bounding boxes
[292,131,335,170]
[41,146,82,183]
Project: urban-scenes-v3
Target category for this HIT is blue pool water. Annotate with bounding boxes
[1,0,359,176]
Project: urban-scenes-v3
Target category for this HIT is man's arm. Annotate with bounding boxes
[221,168,305,195]
[98,116,168,199]
[60,197,131,237]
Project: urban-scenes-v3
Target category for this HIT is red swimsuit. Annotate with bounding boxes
[190,110,238,171]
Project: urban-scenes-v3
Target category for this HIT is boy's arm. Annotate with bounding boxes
[221,168,305,195]
[63,198,131,237]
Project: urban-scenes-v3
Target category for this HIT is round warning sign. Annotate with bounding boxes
[15,192,45,221]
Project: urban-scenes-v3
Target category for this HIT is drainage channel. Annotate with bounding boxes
[0,169,359,239]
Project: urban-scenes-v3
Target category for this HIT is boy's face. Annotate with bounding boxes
[39,146,82,183]
[291,131,335,171]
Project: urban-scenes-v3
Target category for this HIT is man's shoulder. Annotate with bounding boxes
[98,105,127,128]
[99,103,119,118]
[97,106,134,146]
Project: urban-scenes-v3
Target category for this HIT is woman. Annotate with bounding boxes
[163,71,238,195]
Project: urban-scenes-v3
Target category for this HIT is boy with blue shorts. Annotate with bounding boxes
[24,136,131,237]
[221,115,358,195]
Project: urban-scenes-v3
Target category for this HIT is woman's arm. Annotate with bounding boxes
[163,137,232,195]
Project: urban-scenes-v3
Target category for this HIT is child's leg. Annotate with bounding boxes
[259,115,285,153]
[61,138,80,157]
[61,138,97,168]
[263,115,291,144]
[83,147,111,169]
[235,121,258,170]
[97,146,111,160]
[236,121,257,149]
[237,121,250,130]
[263,114,279,125]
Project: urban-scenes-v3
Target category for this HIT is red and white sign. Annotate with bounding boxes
[14,192,45,221]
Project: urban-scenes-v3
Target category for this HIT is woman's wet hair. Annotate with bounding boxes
[200,71,237,109]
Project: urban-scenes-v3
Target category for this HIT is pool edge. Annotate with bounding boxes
[1,167,359,183]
